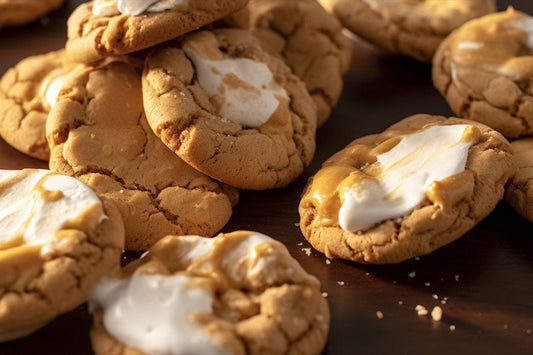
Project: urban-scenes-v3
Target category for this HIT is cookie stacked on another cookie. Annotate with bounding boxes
[89,231,330,355]
[0,168,124,341]
[320,0,496,61]
[299,114,516,264]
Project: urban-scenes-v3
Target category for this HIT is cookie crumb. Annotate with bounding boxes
[425,282,431,287]
[297,242,303,246]
[321,292,328,298]
[326,259,331,265]
[294,222,299,227]
[526,329,532,334]
[454,275,460,282]
[408,271,416,278]
[365,272,370,276]
[449,325,456,331]
[301,247,312,256]
[432,294,439,300]
[415,305,428,316]
[337,281,345,286]
[431,306,442,321]
[376,311,384,319]
[398,300,403,305]
[414,256,420,261]
[503,324,508,330]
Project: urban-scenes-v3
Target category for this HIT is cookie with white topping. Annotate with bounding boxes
[66,0,249,63]
[299,114,515,264]
[142,28,317,190]
[89,231,330,355]
[0,168,124,342]
[433,8,533,138]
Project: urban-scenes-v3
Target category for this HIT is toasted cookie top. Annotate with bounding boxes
[142,28,317,190]
[433,8,533,138]
[90,231,329,355]
[66,0,249,63]
[46,60,238,251]
[0,50,75,161]
[320,0,496,61]
[299,114,515,264]
[248,0,351,126]
[0,168,124,341]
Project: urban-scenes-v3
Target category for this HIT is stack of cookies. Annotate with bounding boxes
[0,0,347,352]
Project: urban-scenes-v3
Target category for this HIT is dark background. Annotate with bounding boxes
[0,0,532,354]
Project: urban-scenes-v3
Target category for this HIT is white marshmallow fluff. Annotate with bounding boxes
[93,0,186,16]
[339,125,475,232]
[0,169,105,252]
[183,46,289,128]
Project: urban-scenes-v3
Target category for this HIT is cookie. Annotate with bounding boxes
[0,168,124,341]
[89,231,330,355]
[66,0,249,63]
[0,50,74,161]
[248,0,351,126]
[0,0,64,29]
[142,29,317,190]
[505,138,533,223]
[299,114,516,264]
[319,0,496,62]
[433,8,533,138]
[46,60,238,251]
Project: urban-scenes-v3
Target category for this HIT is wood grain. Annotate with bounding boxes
[0,0,532,354]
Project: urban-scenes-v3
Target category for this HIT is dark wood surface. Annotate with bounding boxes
[1,1,533,354]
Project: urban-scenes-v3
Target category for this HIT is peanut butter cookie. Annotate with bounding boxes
[142,28,317,190]
[0,50,73,161]
[433,8,533,138]
[0,0,64,29]
[505,138,533,223]
[66,0,249,63]
[90,231,329,355]
[249,0,351,126]
[0,168,124,341]
[299,114,515,264]
[319,0,495,61]
[46,60,238,251]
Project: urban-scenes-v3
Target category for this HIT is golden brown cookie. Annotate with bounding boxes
[319,0,495,62]
[46,60,238,251]
[0,168,124,342]
[66,0,249,63]
[248,0,351,126]
[299,114,516,264]
[89,231,330,355]
[0,50,73,161]
[142,28,317,190]
[0,0,64,29]
[433,8,533,138]
[505,138,533,223]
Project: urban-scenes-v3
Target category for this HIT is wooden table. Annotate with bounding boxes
[1,1,532,354]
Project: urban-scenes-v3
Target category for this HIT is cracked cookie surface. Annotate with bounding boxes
[319,0,495,62]
[66,0,249,63]
[90,231,330,355]
[0,50,72,161]
[248,0,351,126]
[505,138,533,223]
[142,28,317,190]
[0,168,124,342]
[299,114,515,264]
[433,8,533,138]
[46,60,238,251]
[0,0,64,29]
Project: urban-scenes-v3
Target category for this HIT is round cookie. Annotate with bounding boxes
[248,0,351,126]
[433,8,533,138]
[299,114,516,264]
[66,0,249,63]
[46,60,238,251]
[505,138,533,223]
[0,168,124,341]
[319,0,496,62]
[89,231,330,355]
[0,50,73,161]
[0,0,64,29]
[142,28,317,190]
